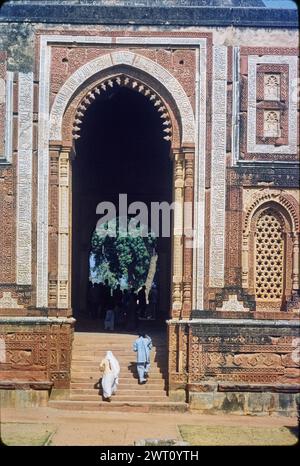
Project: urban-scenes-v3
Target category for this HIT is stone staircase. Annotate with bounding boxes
[49,330,187,412]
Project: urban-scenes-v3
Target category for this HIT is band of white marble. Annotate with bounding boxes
[37,37,51,307]
[16,72,33,285]
[232,46,240,165]
[166,318,300,327]
[193,40,207,309]
[0,71,13,164]
[209,46,227,288]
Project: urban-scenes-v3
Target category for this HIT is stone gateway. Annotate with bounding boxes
[0,0,299,415]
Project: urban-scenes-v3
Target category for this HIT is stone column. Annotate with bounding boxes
[292,232,300,292]
[172,150,184,318]
[182,149,194,317]
[48,145,60,308]
[57,148,71,309]
[242,232,249,290]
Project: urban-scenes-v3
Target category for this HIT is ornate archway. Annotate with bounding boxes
[47,51,196,320]
[242,191,300,310]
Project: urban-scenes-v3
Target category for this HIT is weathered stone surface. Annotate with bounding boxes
[0,388,49,408]
[189,390,298,415]
[0,1,297,28]
[0,319,74,390]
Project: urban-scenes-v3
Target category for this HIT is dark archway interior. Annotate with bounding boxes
[72,85,173,321]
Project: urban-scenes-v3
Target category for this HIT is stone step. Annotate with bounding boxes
[73,338,166,344]
[72,349,168,360]
[71,367,167,375]
[71,359,167,366]
[73,346,167,350]
[71,372,167,378]
[69,394,170,402]
[71,365,166,372]
[70,388,167,396]
[72,354,167,366]
[71,361,167,374]
[71,371,165,383]
[73,349,166,354]
[48,399,188,413]
[71,378,165,390]
[66,331,170,410]
[73,340,167,345]
[71,377,165,388]
[74,329,166,340]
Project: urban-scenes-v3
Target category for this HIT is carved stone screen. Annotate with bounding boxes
[255,209,284,301]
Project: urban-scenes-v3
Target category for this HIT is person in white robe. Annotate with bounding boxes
[99,351,120,401]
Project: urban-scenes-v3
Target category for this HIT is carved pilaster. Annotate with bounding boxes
[57,149,70,309]
[292,232,299,292]
[48,147,60,308]
[242,233,249,289]
[172,151,184,317]
[168,322,188,388]
[182,150,194,317]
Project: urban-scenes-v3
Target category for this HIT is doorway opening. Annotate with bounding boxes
[71,81,172,330]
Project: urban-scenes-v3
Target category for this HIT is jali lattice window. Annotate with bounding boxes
[255,209,284,301]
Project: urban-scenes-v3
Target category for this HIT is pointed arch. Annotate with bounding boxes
[244,192,299,235]
[49,51,195,146]
[242,194,300,310]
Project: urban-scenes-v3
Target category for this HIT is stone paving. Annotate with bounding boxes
[1,406,298,446]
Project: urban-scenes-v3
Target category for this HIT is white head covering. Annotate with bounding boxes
[106,351,120,381]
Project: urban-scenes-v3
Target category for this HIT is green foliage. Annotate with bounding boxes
[90,217,156,289]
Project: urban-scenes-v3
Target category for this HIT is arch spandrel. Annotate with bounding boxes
[49,51,195,146]
[243,192,299,235]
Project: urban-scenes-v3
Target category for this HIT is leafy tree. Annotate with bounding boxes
[90,217,156,289]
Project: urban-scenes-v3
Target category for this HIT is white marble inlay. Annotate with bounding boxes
[37,37,51,307]
[0,292,23,308]
[209,46,227,289]
[16,72,33,285]
[0,71,13,164]
[218,294,248,311]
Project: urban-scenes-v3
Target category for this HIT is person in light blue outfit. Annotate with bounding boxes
[133,332,152,384]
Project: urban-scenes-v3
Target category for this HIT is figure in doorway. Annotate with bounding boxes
[88,282,100,319]
[126,288,138,331]
[104,298,115,331]
[113,284,123,307]
[148,284,158,319]
[102,279,112,316]
[137,285,147,318]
